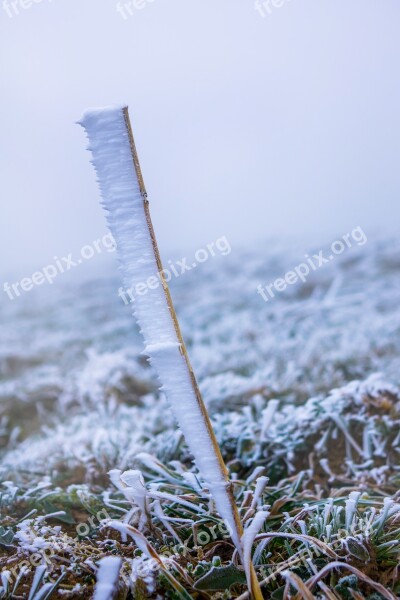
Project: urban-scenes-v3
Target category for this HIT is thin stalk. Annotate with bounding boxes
[80,106,263,599]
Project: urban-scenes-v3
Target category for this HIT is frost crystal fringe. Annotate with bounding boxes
[78,106,262,599]
[94,557,121,600]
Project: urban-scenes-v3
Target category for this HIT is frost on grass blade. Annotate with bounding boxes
[78,106,263,598]
[94,556,121,600]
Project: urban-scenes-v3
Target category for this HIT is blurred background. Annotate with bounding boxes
[1,0,400,283]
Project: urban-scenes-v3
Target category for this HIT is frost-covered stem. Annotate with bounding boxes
[79,106,262,599]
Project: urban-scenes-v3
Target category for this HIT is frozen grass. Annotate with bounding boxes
[1,376,399,598]
[1,238,400,597]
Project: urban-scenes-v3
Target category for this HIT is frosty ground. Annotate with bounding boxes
[0,236,399,598]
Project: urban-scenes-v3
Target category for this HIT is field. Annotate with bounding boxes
[1,236,399,599]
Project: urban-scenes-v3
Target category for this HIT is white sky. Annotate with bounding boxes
[1,0,399,278]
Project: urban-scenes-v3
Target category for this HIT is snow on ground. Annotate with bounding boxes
[0,235,399,483]
[1,235,400,598]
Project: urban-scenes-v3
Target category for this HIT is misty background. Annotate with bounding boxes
[1,0,399,283]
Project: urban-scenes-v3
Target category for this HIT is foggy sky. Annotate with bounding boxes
[1,0,399,279]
